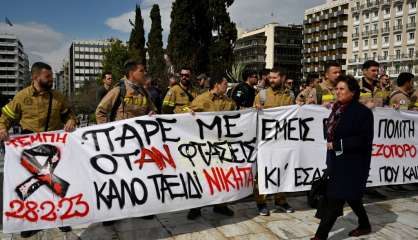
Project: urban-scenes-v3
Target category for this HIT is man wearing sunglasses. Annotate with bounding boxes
[162,67,198,113]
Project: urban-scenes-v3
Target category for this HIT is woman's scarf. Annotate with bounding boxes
[326,101,350,142]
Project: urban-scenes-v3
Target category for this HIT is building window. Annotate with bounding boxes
[410,16,416,24]
[365,25,369,31]
[373,23,378,30]
[364,39,369,46]
[396,50,401,59]
[383,51,388,59]
[384,21,389,29]
[373,38,377,45]
[355,15,360,22]
[410,32,415,41]
[396,34,402,42]
[373,52,377,60]
[354,54,358,60]
[373,11,378,18]
[364,53,368,59]
[384,36,389,44]
[409,48,415,57]
[411,2,417,9]
[384,8,390,15]
[397,5,402,12]
[365,12,369,19]
[397,18,402,26]
[354,41,359,47]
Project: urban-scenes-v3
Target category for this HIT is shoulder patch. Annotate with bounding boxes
[23,97,33,105]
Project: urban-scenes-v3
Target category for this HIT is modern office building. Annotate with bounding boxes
[0,34,30,99]
[303,0,350,77]
[347,0,418,78]
[68,40,110,96]
[234,23,303,80]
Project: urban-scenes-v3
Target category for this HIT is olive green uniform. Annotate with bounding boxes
[253,86,294,205]
[162,83,199,114]
[95,80,156,124]
[0,85,76,132]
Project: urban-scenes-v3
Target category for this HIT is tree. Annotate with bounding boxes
[101,39,129,83]
[167,0,211,75]
[208,0,237,76]
[147,4,167,89]
[128,4,146,65]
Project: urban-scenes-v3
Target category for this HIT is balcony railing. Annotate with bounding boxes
[369,30,378,35]
[393,25,403,31]
[362,31,370,37]
[381,27,390,34]
[381,0,391,5]
[352,33,360,38]
[407,23,416,30]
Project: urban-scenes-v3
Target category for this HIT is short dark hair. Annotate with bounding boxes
[362,60,379,70]
[270,67,287,76]
[31,62,52,76]
[306,73,320,85]
[101,71,112,80]
[336,75,361,101]
[180,66,192,73]
[242,69,257,82]
[324,61,341,73]
[379,74,389,79]
[124,59,144,77]
[396,72,414,87]
[209,73,225,89]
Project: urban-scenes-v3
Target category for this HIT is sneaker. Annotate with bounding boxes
[348,227,372,237]
[141,215,155,220]
[20,230,41,238]
[213,205,234,216]
[257,204,270,216]
[187,208,201,220]
[59,226,72,232]
[276,203,295,213]
[102,221,116,226]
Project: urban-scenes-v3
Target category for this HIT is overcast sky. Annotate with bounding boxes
[0,0,325,71]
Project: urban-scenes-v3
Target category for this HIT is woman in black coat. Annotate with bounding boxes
[311,75,374,240]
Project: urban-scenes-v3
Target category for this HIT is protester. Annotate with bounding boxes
[186,73,236,220]
[257,69,270,92]
[296,73,320,105]
[307,62,341,106]
[285,78,296,101]
[0,62,77,238]
[389,72,415,110]
[374,74,391,107]
[253,68,295,216]
[144,75,163,113]
[162,67,198,114]
[359,60,380,108]
[196,73,209,94]
[230,69,257,108]
[96,71,113,103]
[311,75,373,240]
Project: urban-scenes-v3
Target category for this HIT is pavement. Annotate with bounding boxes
[1,186,418,240]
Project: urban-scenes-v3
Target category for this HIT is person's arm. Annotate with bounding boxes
[0,96,22,140]
[161,88,176,114]
[95,88,119,124]
[333,108,374,154]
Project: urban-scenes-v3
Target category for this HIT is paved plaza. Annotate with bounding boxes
[2,186,418,240]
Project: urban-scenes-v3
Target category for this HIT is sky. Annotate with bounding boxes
[0,0,324,71]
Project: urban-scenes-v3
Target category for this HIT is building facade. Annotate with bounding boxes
[347,0,418,78]
[303,0,350,77]
[69,40,110,96]
[0,34,29,99]
[234,23,303,80]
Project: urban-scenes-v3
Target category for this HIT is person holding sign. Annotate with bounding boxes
[253,68,295,216]
[186,73,237,220]
[0,62,77,238]
[312,75,373,240]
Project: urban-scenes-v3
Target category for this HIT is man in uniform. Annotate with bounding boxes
[390,72,415,110]
[296,73,320,105]
[196,73,209,95]
[162,67,198,113]
[374,74,392,107]
[314,62,341,106]
[186,74,236,220]
[0,62,77,238]
[253,68,295,216]
[96,60,156,124]
[359,60,380,108]
[230,70,258,109]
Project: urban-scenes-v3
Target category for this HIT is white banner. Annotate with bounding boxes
[258,105,418,194]
[3,110,257,233]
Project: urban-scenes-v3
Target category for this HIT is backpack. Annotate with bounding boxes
[109,80,126,121]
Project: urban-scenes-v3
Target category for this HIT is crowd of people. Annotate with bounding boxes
[0,59,417,239]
